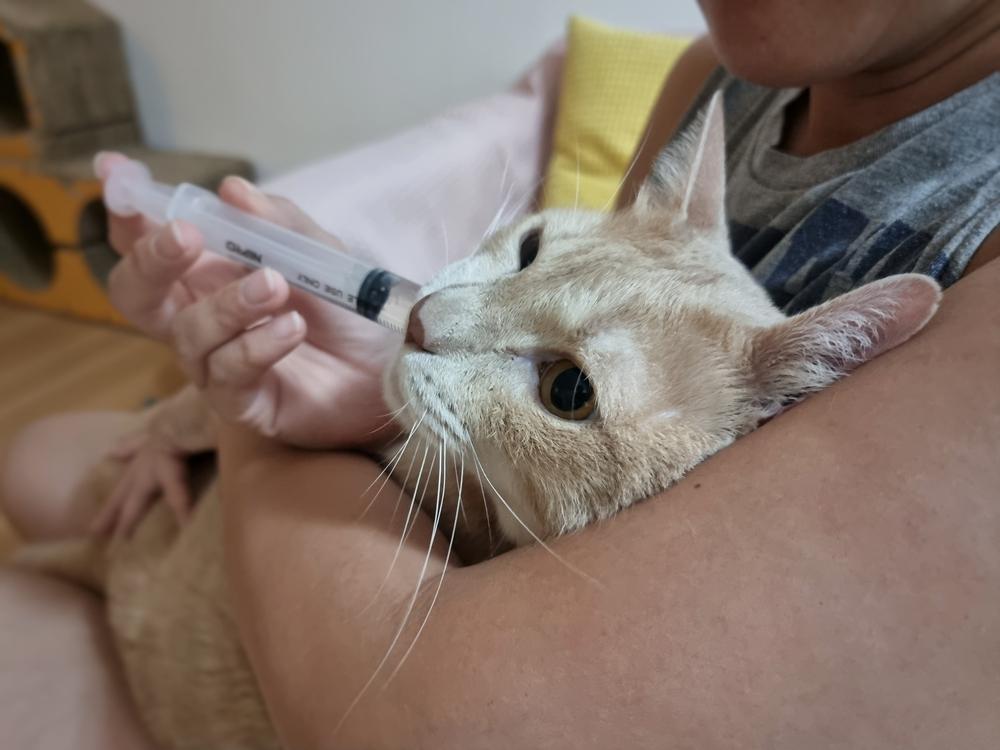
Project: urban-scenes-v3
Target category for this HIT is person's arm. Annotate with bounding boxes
[616,35,719,209]
[219,259,1000,750]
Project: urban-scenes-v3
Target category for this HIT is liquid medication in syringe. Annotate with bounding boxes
[101,159,419,333]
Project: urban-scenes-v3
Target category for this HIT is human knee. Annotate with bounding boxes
[0,417,63,531]
[2,411,141,540]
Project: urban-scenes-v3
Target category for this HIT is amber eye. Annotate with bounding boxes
[540,359,595,420]
[518,228,541,270]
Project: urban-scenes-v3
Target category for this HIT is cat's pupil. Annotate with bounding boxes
[550,366,592,413]
[519,228,541,270]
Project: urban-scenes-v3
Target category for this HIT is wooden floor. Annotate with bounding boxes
[0,302,183,557]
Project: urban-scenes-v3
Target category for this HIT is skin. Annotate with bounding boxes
[621,0,1000,193]
[94,166,396,450]
[3,260,997,749]
[1,0,998,746]
[220,259,1000,749]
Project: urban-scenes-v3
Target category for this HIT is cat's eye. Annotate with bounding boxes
[518,228,541,270]
[540,359,595,421]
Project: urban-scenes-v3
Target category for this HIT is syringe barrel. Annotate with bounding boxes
[165,184,418,333]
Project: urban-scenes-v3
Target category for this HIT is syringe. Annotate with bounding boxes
[102,159,419,334]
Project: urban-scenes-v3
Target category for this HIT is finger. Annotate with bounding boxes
[90,494,120,535]
[156,456,192,526]
[109,431,147,460]
[204,311,306,392]
[107,221,204,336]
[90,468,136,535]
[113,478,156,541]
[95,153,158,253]
[108,213,156,256]
[219,177,346,247]
[170,268,290,386]
[93,151,131,181]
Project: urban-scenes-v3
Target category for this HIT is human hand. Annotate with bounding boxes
[90,429,191,540]
[96,152,398,448]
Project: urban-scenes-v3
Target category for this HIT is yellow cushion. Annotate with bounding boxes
[541,17,691,211]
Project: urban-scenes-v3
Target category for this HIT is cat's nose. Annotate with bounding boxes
[405,295,430,351]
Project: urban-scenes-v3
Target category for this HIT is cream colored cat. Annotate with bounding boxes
[17,94,942,749]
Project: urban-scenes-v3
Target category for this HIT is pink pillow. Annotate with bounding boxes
[264,42,566,284]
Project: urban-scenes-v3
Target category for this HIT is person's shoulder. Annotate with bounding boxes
[615,35,720,208]
[654,35,722,129]
[669,36,719,89]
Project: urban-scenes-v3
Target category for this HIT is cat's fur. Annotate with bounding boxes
[15,94,941,749]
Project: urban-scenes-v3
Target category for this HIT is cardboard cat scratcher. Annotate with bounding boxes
[0,0,252,325]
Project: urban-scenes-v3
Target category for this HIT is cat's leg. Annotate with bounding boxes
[1,411,142,541]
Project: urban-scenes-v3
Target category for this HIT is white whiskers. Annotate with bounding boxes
[361,440,434,614]
[390,439,421,525]
[364,400,413,437]
[469,444,603,588]
[385,442,461,684]
[440,218,451,268]
[506,173,547,223]
[600,123,654,213]
[357,411,425,520]
[482,168,548,242]
[573,136,581,211]
[335,439,449,735]
[481,155,514,240]
[483,183,515,240]
[472,458,494,549]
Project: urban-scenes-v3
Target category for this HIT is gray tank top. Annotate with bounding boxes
[674,70,1000,313]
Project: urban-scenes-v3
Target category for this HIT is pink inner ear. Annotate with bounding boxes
[681,92,726,231]
[751,274,943,406]
[848,274,942,360]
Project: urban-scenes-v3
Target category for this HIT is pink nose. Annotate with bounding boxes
[405,296,430,351]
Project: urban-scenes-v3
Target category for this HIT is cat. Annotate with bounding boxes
[15,92,942,749]
[382,92,941,548]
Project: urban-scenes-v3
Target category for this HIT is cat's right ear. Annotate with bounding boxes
[634,91,726,232]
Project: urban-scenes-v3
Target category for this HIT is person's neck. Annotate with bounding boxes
[782,1,999,156]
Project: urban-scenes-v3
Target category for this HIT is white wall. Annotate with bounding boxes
[89,1,704,178]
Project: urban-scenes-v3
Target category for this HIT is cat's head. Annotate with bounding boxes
[384,93,940,545]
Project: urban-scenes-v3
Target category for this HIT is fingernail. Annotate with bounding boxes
[169,221,198,251]
[230,176,261,197]
[155,230,184,260]
[241,269,279,305]
[272,311,304,339]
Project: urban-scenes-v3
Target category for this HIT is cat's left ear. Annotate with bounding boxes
[748,274,942,416]
[634,91,726,231]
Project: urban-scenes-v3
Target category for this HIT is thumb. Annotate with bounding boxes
[95,151,157,256]
[217,177,346,249]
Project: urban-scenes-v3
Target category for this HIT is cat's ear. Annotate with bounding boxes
[635,91,725,231]
[749,275,941,414]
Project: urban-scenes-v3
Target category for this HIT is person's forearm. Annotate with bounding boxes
[216,423,453,749]
[222,260,1000,750]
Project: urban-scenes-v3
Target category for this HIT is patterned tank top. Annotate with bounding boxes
[672,69,999,313]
